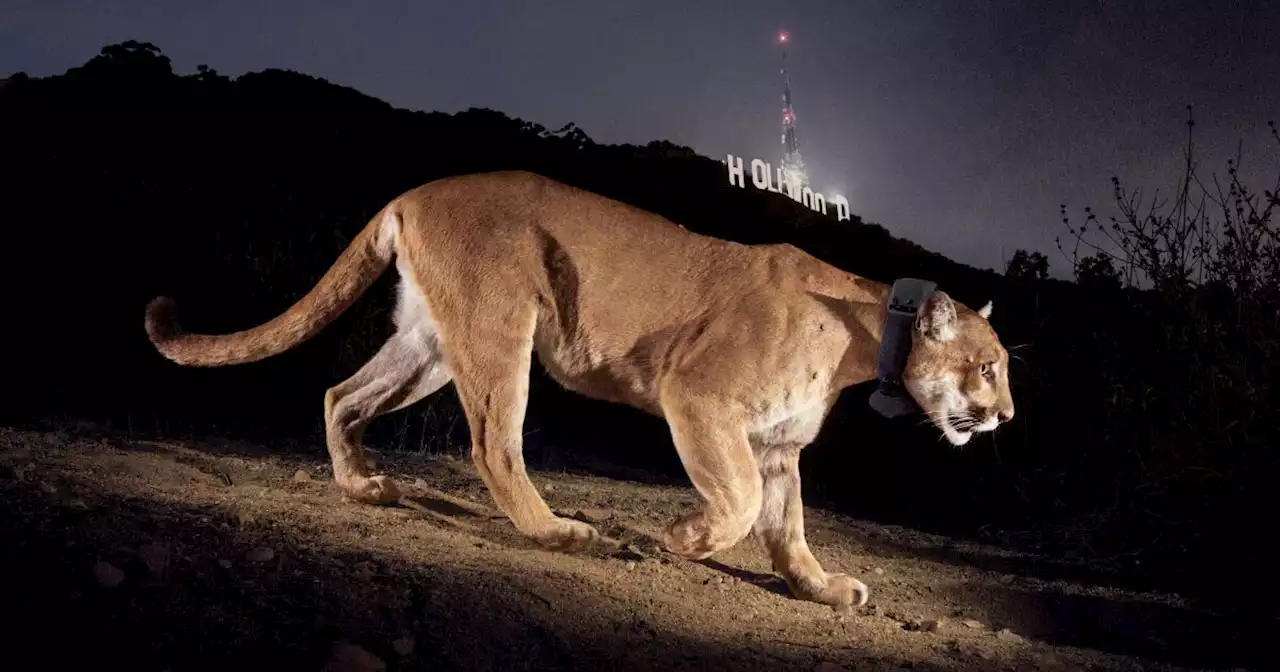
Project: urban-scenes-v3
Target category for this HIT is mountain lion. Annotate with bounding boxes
[145,170,1014,608]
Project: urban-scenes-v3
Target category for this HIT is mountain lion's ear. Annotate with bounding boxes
[916,291,957,342]
[977,300,993,319]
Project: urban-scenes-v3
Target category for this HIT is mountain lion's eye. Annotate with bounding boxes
[979,362,993,378]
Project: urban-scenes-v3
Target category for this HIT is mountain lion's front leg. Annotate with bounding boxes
[659,390,763,560]
[754,443,869,608]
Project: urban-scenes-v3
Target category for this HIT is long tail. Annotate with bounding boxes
[144,207,399,367]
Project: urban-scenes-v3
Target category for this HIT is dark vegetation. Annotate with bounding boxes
[3,41,1276,634]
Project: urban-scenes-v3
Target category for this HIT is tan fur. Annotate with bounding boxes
[144,170,1014,608]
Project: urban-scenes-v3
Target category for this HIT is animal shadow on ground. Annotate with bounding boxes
[859,525,1254,671]
[697,558,793,598]
[937,582,1254,671]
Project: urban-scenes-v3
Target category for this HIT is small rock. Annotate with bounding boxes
[544,483,556,492]
[292,469,312,483]
[69,498,89,510]
[320,641,386,672]
[38,481,58,494]
[236,512,255,527]
[872,567,885,575]
[413,478,429,489]
[92,561,125,588]
[625,561,637,570]
[353,561,377,579]
[903,618,940,633]
[613,544,645,562]
[995,628,1022,642]
[391,636,414,656]
[718,581,731,592]
[961,618,984,630]
[572,508,612,524]
[244,546,275,563]
[814,662,848,672]
[138,543,170,575]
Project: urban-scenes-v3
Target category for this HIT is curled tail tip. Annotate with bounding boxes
[145,296,182,344]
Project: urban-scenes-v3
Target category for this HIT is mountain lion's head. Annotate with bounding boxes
[902,292,1015,446]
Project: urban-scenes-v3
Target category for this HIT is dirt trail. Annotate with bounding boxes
[0,426,1240,671]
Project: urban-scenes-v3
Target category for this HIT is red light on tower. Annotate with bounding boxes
[778,31,789,44]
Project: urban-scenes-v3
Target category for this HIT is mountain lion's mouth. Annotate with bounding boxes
[940,415,973,446]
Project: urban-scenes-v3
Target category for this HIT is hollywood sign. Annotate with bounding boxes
[724,154,851,222]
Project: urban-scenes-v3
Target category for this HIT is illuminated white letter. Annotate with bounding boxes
[726,154,745,188]
[831,195,850,222]
[814,192,826,214]
[802,187,814,209]
[766,164,780,193]
[750,159,769,190]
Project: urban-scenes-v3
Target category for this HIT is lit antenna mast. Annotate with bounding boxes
[778,30,808,192]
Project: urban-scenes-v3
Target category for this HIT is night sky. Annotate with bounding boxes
[4,0,1276,276]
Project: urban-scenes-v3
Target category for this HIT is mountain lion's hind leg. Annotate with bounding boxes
[324,325,452,505]
[754,443,869,608]
[449,302,599,552]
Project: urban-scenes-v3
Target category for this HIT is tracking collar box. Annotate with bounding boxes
[868,278,936,419]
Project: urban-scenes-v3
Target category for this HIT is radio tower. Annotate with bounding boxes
[777,30,808,191]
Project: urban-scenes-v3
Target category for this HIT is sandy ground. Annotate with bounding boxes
[0,425,1245,671]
